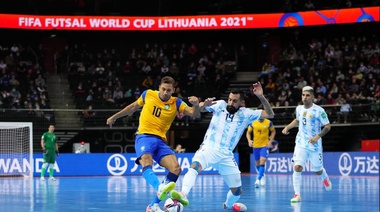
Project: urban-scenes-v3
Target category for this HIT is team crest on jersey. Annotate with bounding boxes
[309,114,313,118]
[164,104,170,110]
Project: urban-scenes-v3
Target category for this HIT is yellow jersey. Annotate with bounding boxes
[136,89,188,141]
[247,119,274,148]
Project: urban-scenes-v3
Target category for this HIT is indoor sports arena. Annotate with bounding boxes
[0,1,379,211]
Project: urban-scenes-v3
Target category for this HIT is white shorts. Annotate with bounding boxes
[192,145,241,176]
[292,145,324,172]
[192,145,241,187]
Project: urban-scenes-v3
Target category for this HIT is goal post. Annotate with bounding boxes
[0,122,33,178]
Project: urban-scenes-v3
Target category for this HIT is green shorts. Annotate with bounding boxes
[43,149,56,164]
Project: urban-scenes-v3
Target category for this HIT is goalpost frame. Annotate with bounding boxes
[0,122,33,178]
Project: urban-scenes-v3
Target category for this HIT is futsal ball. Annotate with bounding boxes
[163,198,184,212]
[232,202,248,212]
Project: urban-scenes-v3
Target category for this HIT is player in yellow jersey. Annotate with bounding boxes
[246,118,276,188]
[106,76,200,212]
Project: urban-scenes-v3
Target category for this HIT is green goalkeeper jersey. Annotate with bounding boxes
[42,132,57,150]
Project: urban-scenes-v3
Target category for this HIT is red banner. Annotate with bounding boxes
[0,7,378,30]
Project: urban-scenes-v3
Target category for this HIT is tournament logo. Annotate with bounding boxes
[279,13,304,27]
[107,154,128,176]
[356,8,375,22]
[338,153,352,176]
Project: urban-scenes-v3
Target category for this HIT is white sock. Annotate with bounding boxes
[182,168,198,195]
[293,171,302,195]
[225,190,240,208]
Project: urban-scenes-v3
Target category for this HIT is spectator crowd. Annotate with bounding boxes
[1,24,379,126]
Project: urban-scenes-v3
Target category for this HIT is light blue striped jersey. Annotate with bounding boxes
[295,104,330,151]
[202,100,262,154]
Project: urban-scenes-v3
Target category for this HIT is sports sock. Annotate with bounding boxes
[225,190,240,209]
[142,165,160,190]
[49,163,54,177]
[40,163,48,177]
[143,165,161,207]
[150,196,160,206]
[258,165,265,180]
[293,171,302,195]
[163,172,179,184]
[49,168,54,177]
[41,168,46,177]
[320,168,328,180]
[182,168,198,195]
[256,166,260,173]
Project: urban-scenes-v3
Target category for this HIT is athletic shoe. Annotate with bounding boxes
[254,179,260,188]
[170,190,189,206]
[157,181,175,200]
[290,194,301,203]
[49,177,56,181]
[146,203,163,212]
[323,177,332,191]
[260,175,266,186]
[223,202,248,211]
[40,177,45,181]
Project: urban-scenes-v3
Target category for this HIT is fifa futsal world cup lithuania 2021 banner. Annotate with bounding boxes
[0,7,379,30]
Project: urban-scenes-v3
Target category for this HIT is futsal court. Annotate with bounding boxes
[1,174,378,212]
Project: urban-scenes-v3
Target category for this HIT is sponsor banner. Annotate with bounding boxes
[0,7,378,30]
[250,152,379,176]
[0,153,238,176]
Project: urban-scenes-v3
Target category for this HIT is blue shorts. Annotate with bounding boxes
[134,134,174,165]
[253,147,269,161]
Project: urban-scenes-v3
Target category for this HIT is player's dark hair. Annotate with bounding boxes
[230,89,245,100]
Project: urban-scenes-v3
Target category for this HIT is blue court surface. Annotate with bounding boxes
[1,174,378,212]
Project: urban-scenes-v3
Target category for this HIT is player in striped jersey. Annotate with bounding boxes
[106,76,200,212]
[282,86,332,203]
[170,82,274,211]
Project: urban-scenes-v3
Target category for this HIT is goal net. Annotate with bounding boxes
[0,122,33,178]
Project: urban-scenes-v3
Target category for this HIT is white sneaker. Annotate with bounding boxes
[49,177,56,181]
[323,177,332,191]
[223,202,248,211]
[254,179,260,188]
[290,194,301,202]
[40,177,45,181]
[146,203,163,212]
[260,175,266,186]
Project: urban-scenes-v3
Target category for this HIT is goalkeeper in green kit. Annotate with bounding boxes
[40,124,59,181]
